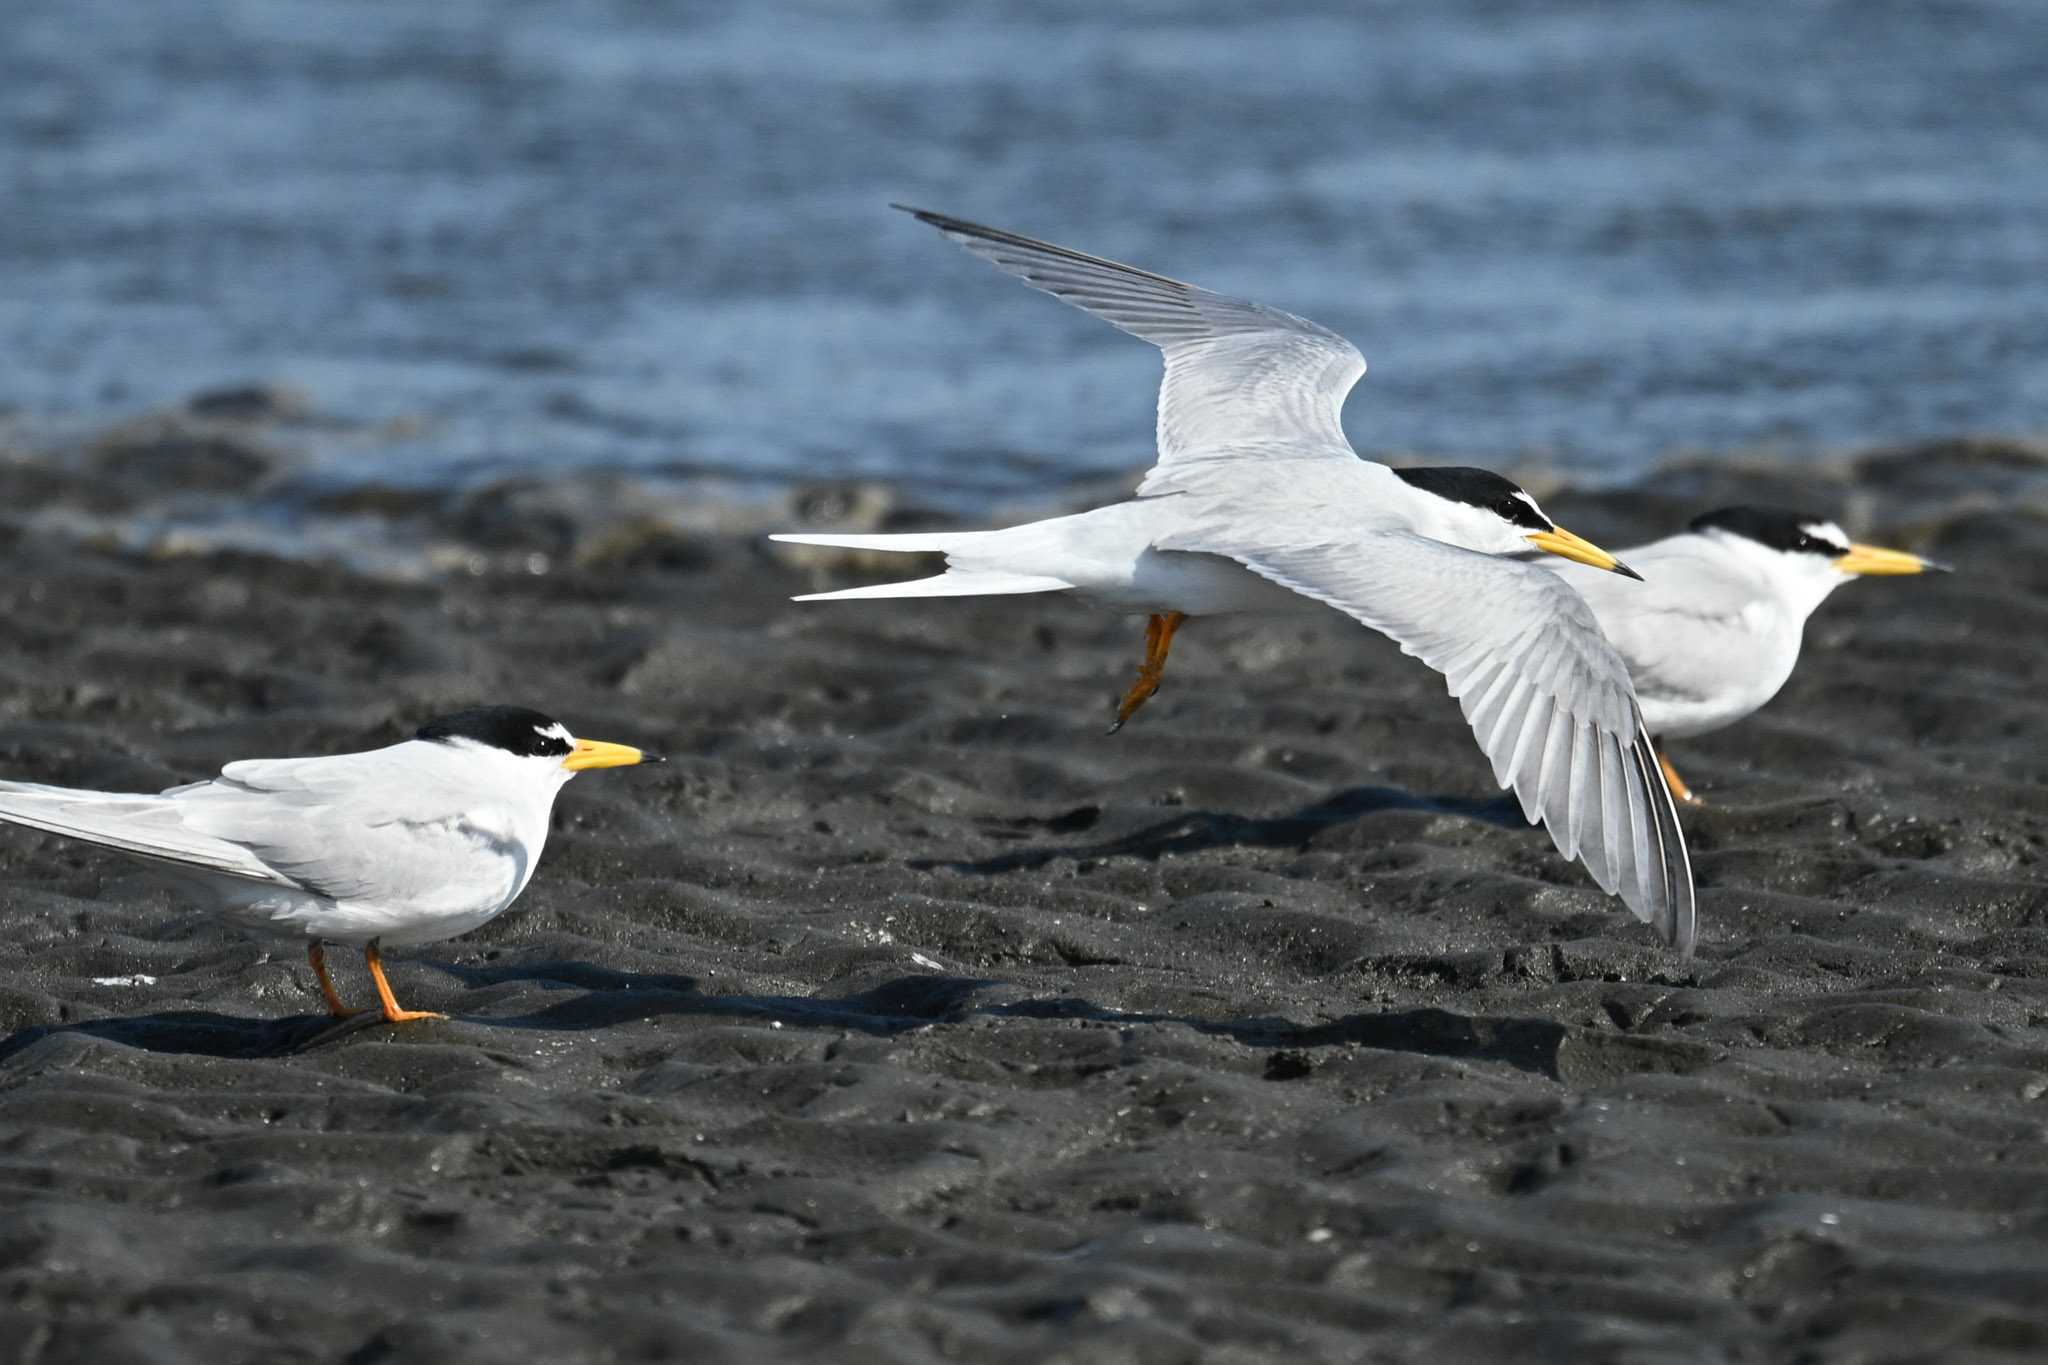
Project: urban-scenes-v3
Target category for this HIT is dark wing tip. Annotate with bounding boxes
[890,203,1038,253]
[888,204,1194,293]
[1636,718,1698,958]
[891,203,982,236]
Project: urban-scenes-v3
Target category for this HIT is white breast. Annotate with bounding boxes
[1545,532,1815,740]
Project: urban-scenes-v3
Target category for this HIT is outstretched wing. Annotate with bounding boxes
[1161,527,1696,954]
[897,206,1368,493]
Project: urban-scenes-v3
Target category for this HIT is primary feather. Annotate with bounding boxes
[0,782,296,887]
[1164,527,1695,954]
[895,205,1367,491]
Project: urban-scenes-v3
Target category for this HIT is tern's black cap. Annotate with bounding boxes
[1689,506,1848,556]
[416,706,574,758]
[1390,466,1552,531]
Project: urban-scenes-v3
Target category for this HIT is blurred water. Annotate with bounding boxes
[4,0,2046,510]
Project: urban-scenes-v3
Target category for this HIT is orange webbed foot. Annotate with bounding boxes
[1657,748,1702,806]
[1106,611,1185,735]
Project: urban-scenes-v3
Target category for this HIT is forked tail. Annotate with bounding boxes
[769,531,1073,602]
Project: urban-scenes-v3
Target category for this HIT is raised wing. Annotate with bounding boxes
[897,206,1367,493]
[1161,528,1696,954]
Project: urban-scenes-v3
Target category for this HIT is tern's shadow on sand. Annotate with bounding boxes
[0,966,1569,1078]
[0,786,1536,1064]
[925,783,1525,874]
[444,962,1000,1039]
[445,964,1577,1080]
[0,1009,370,1061]
[0,965,982,1062]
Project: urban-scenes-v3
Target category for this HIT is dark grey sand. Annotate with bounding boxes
[1,409,2046,1362]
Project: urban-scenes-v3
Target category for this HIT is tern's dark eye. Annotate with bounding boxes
[1789,530,1844,556]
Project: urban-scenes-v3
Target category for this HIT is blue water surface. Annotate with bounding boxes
[4,0,2045,508]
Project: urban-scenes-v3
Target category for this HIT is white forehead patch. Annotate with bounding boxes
[1801,520,1851,553]
[537,722,574,744]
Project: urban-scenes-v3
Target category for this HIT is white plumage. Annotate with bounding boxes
[1542,508,1946,800]
[775,208,1696,954]
[0,707,655,1024]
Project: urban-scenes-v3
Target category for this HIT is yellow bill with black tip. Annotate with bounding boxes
[562,738,657,771]
[1526,526,1644,581]
[1834,543,1947,576]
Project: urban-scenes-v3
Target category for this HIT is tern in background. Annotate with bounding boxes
[0,707,657,1026]
[1541,506,1948,803]
[775,207,1697,953]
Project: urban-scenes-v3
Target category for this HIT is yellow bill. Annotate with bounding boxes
[1835,543,1947,576]
[562,737,657,771]
[1527,526,1644,581]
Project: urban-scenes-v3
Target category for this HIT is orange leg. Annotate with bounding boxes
[1109,611,1186,734]
[307,942,357,1019]
[364,941,447,1024]
[1657,748,1701,806]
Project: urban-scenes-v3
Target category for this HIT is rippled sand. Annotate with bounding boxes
[0,420,2044,1361]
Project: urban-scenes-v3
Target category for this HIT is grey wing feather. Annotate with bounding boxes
[0,750,422,897]
[1162,529,1696,954]
[1543,547,1778,714]
[0,743,516,909]
[179,747,472,902]
[895,206,1368,489]
[0,780,304,888]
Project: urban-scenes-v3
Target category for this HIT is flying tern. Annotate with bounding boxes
[774,207,1696,953]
